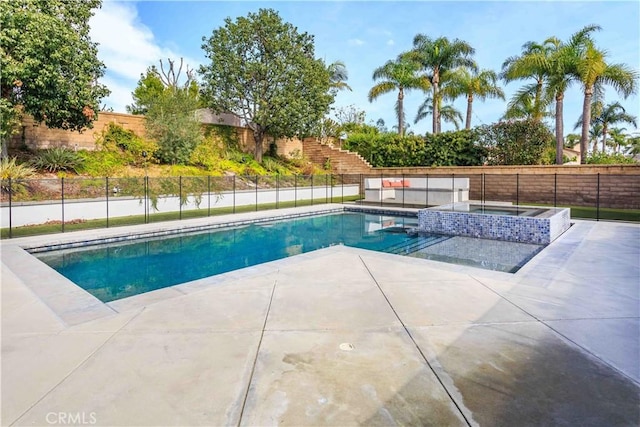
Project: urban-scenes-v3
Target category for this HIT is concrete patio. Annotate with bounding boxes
[1,207,639,426]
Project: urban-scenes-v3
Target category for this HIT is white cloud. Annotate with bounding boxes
[89,2,200,113]
[386,39,394,46]
[348,38,365,47]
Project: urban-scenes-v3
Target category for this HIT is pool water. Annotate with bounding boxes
[35,212,543,302]
[460,205,548,217]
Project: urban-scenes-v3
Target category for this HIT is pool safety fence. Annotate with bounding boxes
[1,172,638,238]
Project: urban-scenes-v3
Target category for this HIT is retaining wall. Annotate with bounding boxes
[370,165,640,209]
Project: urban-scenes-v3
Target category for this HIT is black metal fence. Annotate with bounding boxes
[1,172,638,238]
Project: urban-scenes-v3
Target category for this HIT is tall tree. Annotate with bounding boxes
[126,67,165,115]
[593,102,637,153]
[199,9,333,162]
[501,40,556,122]
[587,122,604,153]
[626,134,640,157]
[542,25,603,164]
[409,35,476,134]
[0,0,110,157]
[138,59,202,164]
[575,102,638,153]
[368,55,429,136]
[446,67,504,129]
[415,94,463,130]
[327,60,352,92]
[607,127,628,154]
[127,59,199,115]
[571,33,638,163]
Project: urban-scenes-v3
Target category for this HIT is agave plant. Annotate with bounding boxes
[31,147,84,173]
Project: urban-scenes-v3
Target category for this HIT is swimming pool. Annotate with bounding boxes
[34,210,544,302]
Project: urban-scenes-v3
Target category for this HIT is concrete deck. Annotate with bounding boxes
[1,206,639,426]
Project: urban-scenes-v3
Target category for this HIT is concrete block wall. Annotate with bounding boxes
[374,165,640,209]
[9,112,303,159]
[9,112,147,151]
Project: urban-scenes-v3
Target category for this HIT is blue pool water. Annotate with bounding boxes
[35,212,543,302]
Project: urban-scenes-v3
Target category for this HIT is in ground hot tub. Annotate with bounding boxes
[418,202,570,244]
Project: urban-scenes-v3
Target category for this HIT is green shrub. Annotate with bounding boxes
[343,130,484,167]
[585,152,637,164]
[97,123,158,165]
[1,156,35,180]
[31,148,84,173]
[203,124,240,151]
[1,157,35,194]
[189,140,223,171]
[77,150,127,177]
[475,119,553,165]
[262,156,292,175]
[146,90,202,165]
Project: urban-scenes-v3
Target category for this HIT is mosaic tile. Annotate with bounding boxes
[418,204,570,244]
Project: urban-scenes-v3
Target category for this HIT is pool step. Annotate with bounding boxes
[385,234,450,255]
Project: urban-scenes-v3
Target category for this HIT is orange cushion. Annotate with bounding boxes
[402,180,410,187]
[382,180,392,187]
[391,181,402,187]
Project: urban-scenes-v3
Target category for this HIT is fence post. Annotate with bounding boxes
[207,175,211,217]
[451,173,455,206]
[311,175,314,206]
[179,176,183,220]
[61,177,65,233]
[255,175,259,211]
[105,177,110,228]
[402,173,405,208]
[341,174,344,204]
[596,173,600,221]
[325,174,329,204]
[330,174,334,203]
[276,175,279,209]
[554,173,557,208]
[425,174,429,207]
[380,172,383,207]
[516,173,519,206]
[144,176,149,224]
[481,173,485,205]
[233,175,236,214]
[8,178,12,238]
[294,175,298,207]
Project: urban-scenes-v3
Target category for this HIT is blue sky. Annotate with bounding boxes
[90,0,640,136]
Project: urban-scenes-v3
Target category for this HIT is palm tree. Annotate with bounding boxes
[626,134,640,156]
[575,101,638,153]
[368,55,430,136]
[607,127,628,153]
[588,123,604,153]
[327,60,352,92]
[415,94,463,130]
[408,35,476,134]
[564,133,581,149]
[501,91,553,121]
[544,26,601,164]
[446,67,504,129]
[571,34,638,163]
[593,102,637,152]
[501,40,557,122]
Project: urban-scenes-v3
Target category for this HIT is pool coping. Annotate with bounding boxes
[0,203,581,326]
[1,205,424,325]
